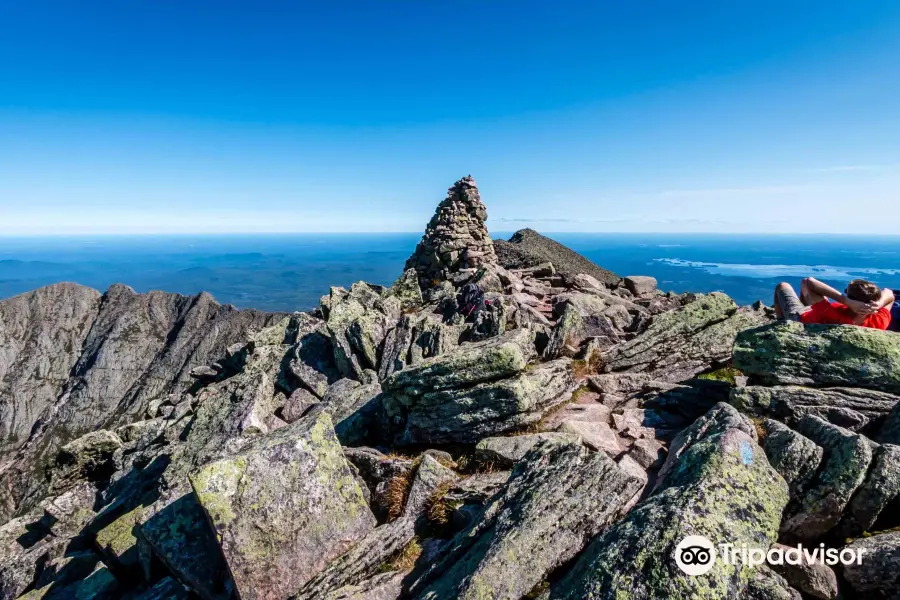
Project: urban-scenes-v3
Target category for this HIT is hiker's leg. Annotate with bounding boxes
[775,282,807,321]
[800,277,826,306]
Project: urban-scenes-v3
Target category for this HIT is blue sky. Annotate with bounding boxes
[1,1,899,235]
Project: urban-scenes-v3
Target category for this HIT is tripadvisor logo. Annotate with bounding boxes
[674,535,867,576]
[675,536,717,575]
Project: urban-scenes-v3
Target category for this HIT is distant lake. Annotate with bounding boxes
[1,233,899,312]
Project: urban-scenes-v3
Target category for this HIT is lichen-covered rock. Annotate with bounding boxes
[190,410,376,600]
[730,385,900,431]
[50,430,123,493]
[549,428,789,599]
[323,572,405,600]
[397,358,574,445]
[402,455,458,519]
[881,401,900,444]
[386,269,423,310]
[733,321,900,392]
[410,438,642,600]
[289,326,341,399]
[326,283,400,380]
[769,543,839,600]
[656,402,756,487]
[0,514,66,600]
[474,433,581,468]
[405,176,498,287]
[550,293,607,319]
[382,328,535,397]
[838,443,900,537]
[282,388,320,423]
[320,379,383,445]
[293,517,416,600]
[745,566,802,600]
[756,419,823,503]
[602,293,766,382]
[378,312,463,380]
[543,304,618,359]
[163,372,279,481]
[343,448,415,521]
[139,492,233,600]
[781,415,874,541]
[840,531,900,600]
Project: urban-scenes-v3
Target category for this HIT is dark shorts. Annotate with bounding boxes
[776,284,810,322]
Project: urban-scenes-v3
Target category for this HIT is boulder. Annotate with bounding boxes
[623,276,658,296]
[838,443,900,537]
[139,492,233,600]
[628,438,666,470]
[769,543,839,600]
[781,415,874,541]
[289,327,340,399]
[402,455,458,519]
[756,419,823,503]
[549,428,789,599]
[378,312,462,380]
[733,321,900,392]
[410,438,643,600]
[293,517,416,600]
[190,411,376,600]
[282,388,320,423]
[550,293,607,318]
[386,269,423,310]
[320,379,383,444]
[382,328,536,397]
[602,294,766,382]
[543,304,618,359]
[322,572,405,600]
[326,283,400,380]
[50,430,123,493]
[602,304,632,330]
[745,566,803,600]
[474,432,581,468]
[881,401,900,444]
[730,385,900,432]
[656,402,756,487]
[557,420,622,457]
[397,358,574,445]
[840,531,900,600]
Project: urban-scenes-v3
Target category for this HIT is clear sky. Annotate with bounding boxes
[1,1,899,235]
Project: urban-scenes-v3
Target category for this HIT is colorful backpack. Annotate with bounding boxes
[457,282,486,318]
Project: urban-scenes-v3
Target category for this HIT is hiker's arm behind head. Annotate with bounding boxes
[801,277,840,304]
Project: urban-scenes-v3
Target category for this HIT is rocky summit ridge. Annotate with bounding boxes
[1,177,899,600]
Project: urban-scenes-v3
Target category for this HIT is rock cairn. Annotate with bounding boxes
[405,175,497,287]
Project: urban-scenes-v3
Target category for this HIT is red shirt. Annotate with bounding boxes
[800,300,892,330]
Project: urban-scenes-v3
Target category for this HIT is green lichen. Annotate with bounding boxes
[189,455,248,529]
[698,366,743,386]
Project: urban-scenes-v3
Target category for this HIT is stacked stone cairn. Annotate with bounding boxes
[405,175,498,287]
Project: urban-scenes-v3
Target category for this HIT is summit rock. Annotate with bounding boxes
[405,175,497,286]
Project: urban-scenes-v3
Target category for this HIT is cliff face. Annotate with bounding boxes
[0,282,285,520]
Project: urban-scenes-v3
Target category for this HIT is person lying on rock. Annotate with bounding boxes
[773,277,894,329]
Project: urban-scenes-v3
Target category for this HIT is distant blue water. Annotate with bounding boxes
[1,233,899,312]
